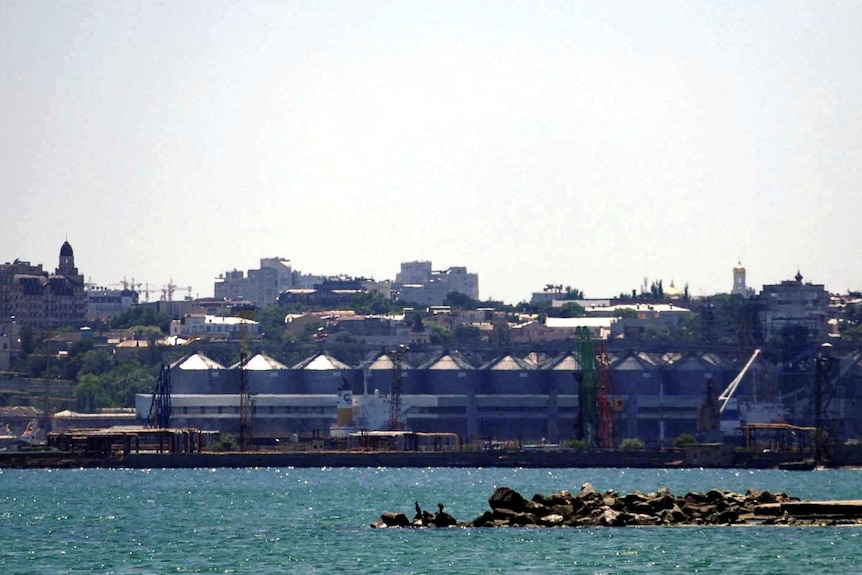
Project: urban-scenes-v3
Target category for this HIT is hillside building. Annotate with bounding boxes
[395,261,479,305]
[0,241,87,330]
[757,271,830,343]
[214,257,322,307]
[169,314,261,340]
[86,286,139,321]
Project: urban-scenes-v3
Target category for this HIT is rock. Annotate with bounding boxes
[469,510,495,527]
[492,507,520,521]
[525,499,549,516]
[600,508,624,527]
[712,508,740,524]
[538,513,566,526]
[756,490,778,504]
[374,511,410,528]
[549,503,575,517]
[577,482,598,500]
[684,491,708,504]
[509,512,539,526]
[489,487,528,513]
[431,512,457,527]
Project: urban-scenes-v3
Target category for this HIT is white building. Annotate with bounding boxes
[170,314,261,339]
[86,286,139,321]
[395,261,479,305]
[214,257,322,307]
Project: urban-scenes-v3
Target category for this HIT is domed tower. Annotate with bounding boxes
[56,240,82,283]
[664,280,683,300]
[58,241,75,274]
[732,261,747,296]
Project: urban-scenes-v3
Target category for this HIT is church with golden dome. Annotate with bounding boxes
[732,260,753,297]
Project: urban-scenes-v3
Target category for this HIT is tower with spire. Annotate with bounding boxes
[56,240,82,281]
[732,261,749,297]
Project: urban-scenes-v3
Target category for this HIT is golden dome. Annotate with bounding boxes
[733,260,746,273]
[665,280,683,299]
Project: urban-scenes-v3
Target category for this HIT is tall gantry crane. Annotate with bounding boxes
[576,327,620,448]
[594,342,618,448]
[387,346,407,430]
[576,327,598,446]
[147,363,172,429]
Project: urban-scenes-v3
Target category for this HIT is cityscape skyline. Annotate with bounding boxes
[3,2,861,304]
[0,240,844,307]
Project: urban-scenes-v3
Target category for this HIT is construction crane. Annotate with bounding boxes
[147,363,172,428]
[161,279,177,301]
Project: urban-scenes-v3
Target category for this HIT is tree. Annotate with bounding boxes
[679,312,702,340]
[79,349,115,377]
[562,286,585,300]
[426,323,452,346]
[619,437,645,451]
[74,373,113,411]
[129,325,163,339]
[454,324,484,343]
[348,292,396,315]
[19,326,36,356]
[252,305,289,344]
[701,294,749,345]
[840,304,862,341]
[443,292,479,310]
[546,302,584,318]
[110,306,171,333]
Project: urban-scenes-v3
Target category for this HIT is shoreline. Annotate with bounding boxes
[0,447,849,470]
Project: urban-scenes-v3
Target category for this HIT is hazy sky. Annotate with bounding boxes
[2,1,860,303]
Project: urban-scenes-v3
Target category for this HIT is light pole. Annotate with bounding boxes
[814,342,833,466]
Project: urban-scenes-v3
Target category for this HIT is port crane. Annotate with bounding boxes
[575,327,620,447]
[718,349,761,414]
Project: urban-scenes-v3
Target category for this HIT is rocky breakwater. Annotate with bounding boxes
[372,483,862,528]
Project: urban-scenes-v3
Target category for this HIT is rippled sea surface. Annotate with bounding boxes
[1,466,860,574]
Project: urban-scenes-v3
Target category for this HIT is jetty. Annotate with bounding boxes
[372,484,862,528]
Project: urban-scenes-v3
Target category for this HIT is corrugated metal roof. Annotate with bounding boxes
[171,353,225,371]
[521,352,547,368]
[365,353,411,370]
[293,353,350,371]
[547,354,582,371]
[420,353,474,370]
[610,351,658,371]
[481,354,533,370]
[232,353,289,371]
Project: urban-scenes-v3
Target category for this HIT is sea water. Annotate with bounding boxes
[1,466,860,574]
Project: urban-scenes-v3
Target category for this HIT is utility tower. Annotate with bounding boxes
[594,342,619,448]
[238,352,255,451]
[387,346,407,430]
[148,364,172,428]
